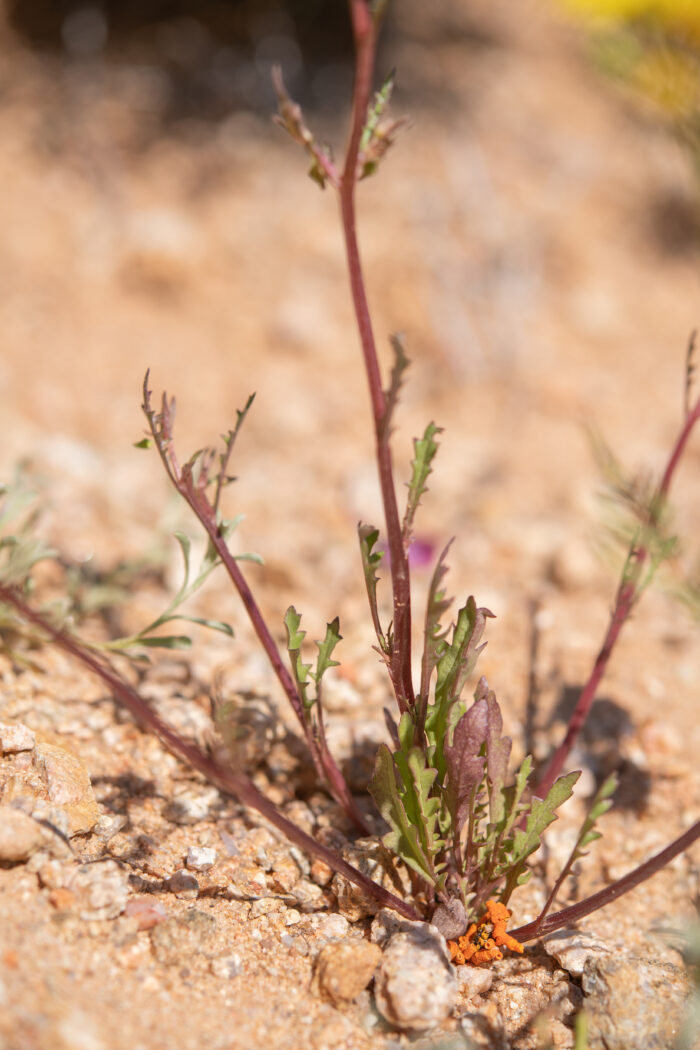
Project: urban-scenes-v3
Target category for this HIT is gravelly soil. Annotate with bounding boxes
[0,2,699,1048]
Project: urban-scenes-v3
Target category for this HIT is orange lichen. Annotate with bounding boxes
[447,899,525,966]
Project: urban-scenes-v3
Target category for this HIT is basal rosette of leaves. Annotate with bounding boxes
[369,590,579,924]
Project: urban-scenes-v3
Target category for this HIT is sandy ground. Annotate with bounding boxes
[0,2,699,1048]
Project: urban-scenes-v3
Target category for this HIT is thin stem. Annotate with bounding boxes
[511,818,700,943]
[142,381,371,834]
[537,392,700,797]
[339,0,414,714]
[0,583,417,919]
[537,577,636,797]
[658,396,700,502]
[181,468,371,835]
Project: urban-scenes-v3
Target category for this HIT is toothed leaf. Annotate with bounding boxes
[435,599,493,710]
[358,524,387,651]
[403,421,442,546]
[312,617,342,684]
[369,744,438,884]
[484,684,512,829]
[573,773,618,857]
[419,540,453,704]
[508,771,581,872]
[284,605,312,708]
[444,698,488,832]
[394,747,446,876]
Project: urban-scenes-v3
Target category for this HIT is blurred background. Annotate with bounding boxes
[1,0,700,751]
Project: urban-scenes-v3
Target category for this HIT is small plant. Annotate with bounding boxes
[1,0,699,957]
[0,465,235,661]
[559,0,700,179]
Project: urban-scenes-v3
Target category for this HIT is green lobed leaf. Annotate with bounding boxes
[312,617,342,685]
[428,603,494,771]
[480,753,534,883]
[407,750,446,880]
[402,421,442,545]
[509,770,581,870]
[500,754,534,841]
[360,67,396,153]
[571,773,618,858]
[369,744,438,885]
[420,541,453,701]
[284,606,312,708]
[358,524,387,652]
[435,600,493,711]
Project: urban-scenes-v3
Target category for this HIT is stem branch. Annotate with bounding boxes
[0,583,417,918]
[340,0,414,712]
[537,393,700,797]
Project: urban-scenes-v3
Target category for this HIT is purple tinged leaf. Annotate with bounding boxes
[444,698,488,831]
[483,683,512,827]
[435,601,494,710]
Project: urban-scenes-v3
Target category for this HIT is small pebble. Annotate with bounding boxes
[250,897,284,918]
[374,924,458,1031]
[166,785,219,825]
[93,813,128,842]
[70,860,129,921]
[186,845,217,872]
[0,806,46,862]
[167,869,199,899]
[315,939,382,1005]
[456,965,494,1000]
[292,878,325,911]
[0,722,36,753]
[542,929,612,978]
[124,897,168,931]
[210,954,242,979]
[150,909,218,969]
[34,742,100,836]
[37,857,73,889]
[310,858,333,887]
[312,913,350,943]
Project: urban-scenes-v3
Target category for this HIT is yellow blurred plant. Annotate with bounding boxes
[560,0,700,172]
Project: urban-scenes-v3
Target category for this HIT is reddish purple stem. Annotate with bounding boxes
[0,582,419,920]
[142,383,371,835]
[339,0,415,714]
[537,392,700,797]
[511,817,700,942]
